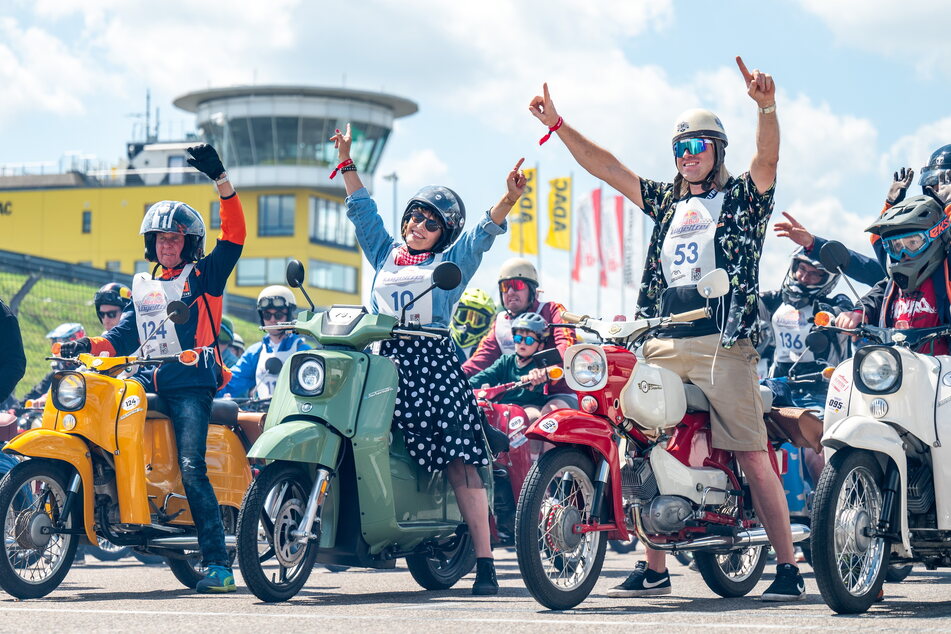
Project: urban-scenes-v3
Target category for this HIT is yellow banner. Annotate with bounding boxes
[508,168,538,255]
[545,177,571,250]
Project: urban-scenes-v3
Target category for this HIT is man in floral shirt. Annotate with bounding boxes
[529,57,805,602]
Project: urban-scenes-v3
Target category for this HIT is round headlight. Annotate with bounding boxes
[296,359,325,394]
[55,374,86,410]
[571,349,605,388]
[858,349,900,392]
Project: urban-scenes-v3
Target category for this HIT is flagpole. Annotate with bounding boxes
[619,195,626,317]
[596,183,603,318]
[568,171,574,313]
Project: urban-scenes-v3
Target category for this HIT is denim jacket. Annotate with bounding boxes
[346,187,507,326]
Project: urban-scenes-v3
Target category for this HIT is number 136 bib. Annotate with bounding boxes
[661,192,723,288]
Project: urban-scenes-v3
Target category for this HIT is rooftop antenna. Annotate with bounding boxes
[145,89,151,142]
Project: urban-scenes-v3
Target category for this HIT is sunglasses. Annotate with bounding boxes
[882,216,951,261]
[672,138,713,158]
[262,309,289,320]
[97,309,120,320]
[407,210,442,233]
[499,279,529,293]
[512,334,538,345]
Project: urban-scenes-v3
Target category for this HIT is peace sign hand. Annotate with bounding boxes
[773,211,815,249]
[736,56,775,108]
[506,158,527,203]
[528,83,561,128]
[329,123,352,162]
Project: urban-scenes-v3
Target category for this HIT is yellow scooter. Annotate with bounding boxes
[0,303,253,599]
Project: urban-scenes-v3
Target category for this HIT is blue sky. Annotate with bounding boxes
[2,0,949,315]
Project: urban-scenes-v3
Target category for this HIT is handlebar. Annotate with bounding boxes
[561,311,585,324]
[392,324,450,339]
[669,307,709,323]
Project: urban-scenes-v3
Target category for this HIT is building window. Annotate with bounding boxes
[168,155,185,185]
[236,257,293,286]
[210,201,221,230]
[105,260,122,272]
[82,210,92,234]
[309,260,358,294]
[258,195,295,237]
[309,197,356,248]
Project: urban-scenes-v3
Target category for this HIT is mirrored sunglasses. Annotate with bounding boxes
[512,334,538,345]
[499,279,529,293]
[408,210,442,233]
[672,138,713,158]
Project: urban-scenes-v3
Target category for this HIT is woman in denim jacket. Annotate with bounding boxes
[331,125,526,595]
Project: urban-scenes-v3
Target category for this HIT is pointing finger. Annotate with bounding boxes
[543,82,551,103]
[513,157,525,172]
[735,56,753,82]
[781,211,802,227]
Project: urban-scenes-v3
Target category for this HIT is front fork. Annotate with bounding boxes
[291,467,332,542]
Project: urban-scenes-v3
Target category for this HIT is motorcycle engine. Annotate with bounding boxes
[620,456,658,503]
[640,496,693,534]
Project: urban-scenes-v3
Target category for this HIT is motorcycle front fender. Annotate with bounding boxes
[822,415,910,552]
[3,430,97,544]
[247,419,342,467]
[526,409,628,539]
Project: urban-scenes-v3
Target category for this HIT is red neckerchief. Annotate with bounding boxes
[393,246,432,266]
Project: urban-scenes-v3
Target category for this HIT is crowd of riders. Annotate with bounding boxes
[2,54,951,605]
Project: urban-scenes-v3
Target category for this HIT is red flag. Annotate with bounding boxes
[593,189,608,287]
[571,188,600,283]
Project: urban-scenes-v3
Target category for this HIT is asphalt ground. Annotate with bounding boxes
[1,546,950,632]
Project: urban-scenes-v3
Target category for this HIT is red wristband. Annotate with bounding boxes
[329,158,354,180]
[538,117,563,145]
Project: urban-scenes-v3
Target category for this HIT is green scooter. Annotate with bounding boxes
[235,259,490,602]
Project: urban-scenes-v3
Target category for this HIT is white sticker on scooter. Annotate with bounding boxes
[508,416,525,431]
[831,374,851,393]
[539,419,558,434]
[827,396,844,412]
[121,395,141,411]
[942,373,951,387]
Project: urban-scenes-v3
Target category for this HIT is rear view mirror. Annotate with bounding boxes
[432,262,462,291]
[532,347,562,369]
[819,241,850,274]
[286,260,305,288]
[264,357,283,375]
[805,331,830,355]
[167,301,190,325]
[696,269,729,299]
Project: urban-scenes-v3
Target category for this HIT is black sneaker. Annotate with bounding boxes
[472,558,498,596]
[761,563,806,601]
[606,561,671,597]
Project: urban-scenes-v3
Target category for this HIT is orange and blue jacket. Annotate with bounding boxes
[88,193,246,392]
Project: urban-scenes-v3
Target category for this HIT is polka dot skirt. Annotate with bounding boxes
[379,336,489,473]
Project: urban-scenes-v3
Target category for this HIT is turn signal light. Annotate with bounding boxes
[548,367,565,380]
[821,367,836,379]
[813,311,833,327]
[178,350,199,366]
[51,342,62,355]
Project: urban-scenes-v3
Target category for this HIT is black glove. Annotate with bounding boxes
[186,144,226,181]
[885,167,914,205]
[58,337,91,358]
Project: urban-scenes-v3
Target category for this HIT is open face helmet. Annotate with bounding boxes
[46,323,85,344]
[141,200,206,264]
[780,249,839,308]
[450,288,496,349]
[671,108,728,187]
[403,185,466,253]
[497,257,539,308]
[257,285,297,326]
[867,194,951,291]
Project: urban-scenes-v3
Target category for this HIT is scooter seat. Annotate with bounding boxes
[146,394,239,427]
[683,384,774,413]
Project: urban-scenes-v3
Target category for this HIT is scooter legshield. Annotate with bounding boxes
[247,419,342,467]
[3,430,97,543]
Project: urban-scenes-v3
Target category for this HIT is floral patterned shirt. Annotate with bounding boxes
[636,173,775,348]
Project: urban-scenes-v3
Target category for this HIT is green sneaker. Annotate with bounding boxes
[196,565,236,594]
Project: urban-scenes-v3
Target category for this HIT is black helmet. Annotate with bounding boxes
[94,282,132,311]
[867,194,951,291]
[780,249,839,308]
[140,200,206,263]
[403,186,465,253]
[919,144,951,189]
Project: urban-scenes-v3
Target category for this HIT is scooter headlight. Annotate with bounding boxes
[53,372,86,411]
[854,347,901,394]
[569,347,606,390]
[292,356,325,397]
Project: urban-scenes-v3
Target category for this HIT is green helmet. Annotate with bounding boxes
[451,288,497,349]
[867,194,951,291]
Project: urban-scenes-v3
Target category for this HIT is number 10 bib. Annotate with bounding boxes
[661,191,723,288]
[372,249,443,324]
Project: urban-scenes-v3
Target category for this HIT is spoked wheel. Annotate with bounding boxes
[515,447,607,610]
[87,538,131,562]
[406,529,476,590]
[812,449,888,614]
[693,546,767,597]
[0,460,81,599]
[166,506,237,589]
[236,462,319,602]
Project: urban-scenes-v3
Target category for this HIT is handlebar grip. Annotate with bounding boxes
[669,308,709,323]
[562,312,585,324]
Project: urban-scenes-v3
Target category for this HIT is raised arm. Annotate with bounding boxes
[736,57,779,195]
[489,158,527,226]
[529,83,643,208]
[329,124,367,196]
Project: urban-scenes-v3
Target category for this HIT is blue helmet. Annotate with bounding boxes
[511,312,547,337]
[403,185,466,253]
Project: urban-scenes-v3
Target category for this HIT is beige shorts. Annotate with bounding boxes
[642,333,767,452]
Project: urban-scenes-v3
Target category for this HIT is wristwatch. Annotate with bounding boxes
[758,104,777,115]
[215,173,230,185]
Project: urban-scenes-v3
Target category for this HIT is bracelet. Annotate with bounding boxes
[758,103,777,115]
[329,158,353,180]
[214,173,229,185]
[538,116,564,145]
[341,165,357,173]
[504,195,519,206]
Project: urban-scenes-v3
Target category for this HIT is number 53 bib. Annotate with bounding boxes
[661,192,723,288]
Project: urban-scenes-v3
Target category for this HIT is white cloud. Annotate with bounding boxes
[881,116,951,180]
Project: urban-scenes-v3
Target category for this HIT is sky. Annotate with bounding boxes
[2,0,950,316]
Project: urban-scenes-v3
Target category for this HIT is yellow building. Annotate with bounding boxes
[0,85,418,307]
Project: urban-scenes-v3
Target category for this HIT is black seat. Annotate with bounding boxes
[145,394,239,427]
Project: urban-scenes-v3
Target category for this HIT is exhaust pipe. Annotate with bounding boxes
[147,535,237,549]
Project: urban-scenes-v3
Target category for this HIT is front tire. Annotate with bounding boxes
[405,529,476,590]
[0,459,81,599]
[811,449,888,614]
[236,462,319,602]
[693,546,767,597]
[515,447,607,610]
[166,506,237,589]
